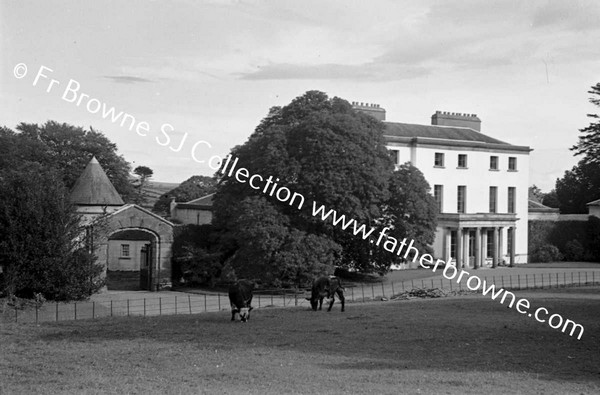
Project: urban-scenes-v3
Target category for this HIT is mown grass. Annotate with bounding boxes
[1,287,599,394]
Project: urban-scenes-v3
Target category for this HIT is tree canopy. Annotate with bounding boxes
[554,160,600,213]
[210,91,437,283]
[0,121,134,202]
[0,164,104,300]
[571,82,600,165]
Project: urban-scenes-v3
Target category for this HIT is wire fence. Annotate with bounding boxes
[3,270,599,324]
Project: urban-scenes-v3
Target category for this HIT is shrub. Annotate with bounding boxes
[531,244,563,263]
[563,239,585,261]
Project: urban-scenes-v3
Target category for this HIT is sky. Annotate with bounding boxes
[2,0,599,191]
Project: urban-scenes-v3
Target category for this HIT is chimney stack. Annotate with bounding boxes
[351,101,386,121]
[431,111,481,131]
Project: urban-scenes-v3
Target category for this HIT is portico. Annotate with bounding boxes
[438,213,518,269]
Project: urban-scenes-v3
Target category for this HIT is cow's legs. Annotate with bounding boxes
[337,289,345,312]
[327,295,335,312]
[231,309,236,321]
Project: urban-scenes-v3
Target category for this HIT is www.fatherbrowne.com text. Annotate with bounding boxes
[220,154,585,340]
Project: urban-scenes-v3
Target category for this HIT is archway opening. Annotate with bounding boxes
[107,229,158,291]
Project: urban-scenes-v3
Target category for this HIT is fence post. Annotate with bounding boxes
[501,276,505,288]
[371,284,374,299]
[579,272,581,286]
[258,294,261,308]
[175,296,178,314]
[411,280,414,289]
[110,300,113,317]
[518,275,520,289]
[526,275,529,289]
[159,298,162,316]
[421,280,425,289]
[351,286,354,301]
[361,284,365,302]
[392,282,395,295]
[541,274,544,289]
[271,294,273,306]
[144,298,146,316]
[204,294,207,312]
[510,275,512,288]
[402,281,405,291]
[533,274,536,289]
[127,299,130,317]
[188,295,192,314]
[74,302,77,320]
[217,294,220,311]
[56,302,59,322]
[93,301,95,319]
[381,283,385,297]
[295,293,298,306]
[35,304,38,324]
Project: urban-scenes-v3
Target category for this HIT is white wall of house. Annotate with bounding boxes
[387,143,530,263]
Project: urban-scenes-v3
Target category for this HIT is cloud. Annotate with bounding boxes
[103,75,155,84]
[238,62,431,81]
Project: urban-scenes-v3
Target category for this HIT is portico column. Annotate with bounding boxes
[474,227,481,269]
[510,227,516,266]
[444,228,452,262]
[456,227,463,269]
[482,229,488,267]
[498,227,504,266]
[492,227,499,268]
[463,229,470,268]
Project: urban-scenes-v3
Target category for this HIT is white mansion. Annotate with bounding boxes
[353,102,531,268]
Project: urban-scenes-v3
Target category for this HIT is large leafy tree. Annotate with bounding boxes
[571,82,600,165]
[0,121,134,201]
[554,161,600,213]
[0,164,104,300]
[153,175,217,215]
[213,91,437,279]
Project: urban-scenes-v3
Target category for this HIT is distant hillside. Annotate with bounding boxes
[140,181,180,211]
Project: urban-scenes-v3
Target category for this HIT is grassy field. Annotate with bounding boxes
[1,287,599,394]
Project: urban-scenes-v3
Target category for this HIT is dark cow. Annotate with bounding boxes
[228,280,254,322]
[306,276,345,312]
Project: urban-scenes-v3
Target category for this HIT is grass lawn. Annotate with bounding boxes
[1,287,599,394]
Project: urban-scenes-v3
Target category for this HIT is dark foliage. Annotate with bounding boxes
[211,91,437,282]
[571,82,600,166]
[0,165,104,300]
[0,121,134,202]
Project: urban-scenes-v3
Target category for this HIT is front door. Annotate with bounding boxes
[139,243,152,290]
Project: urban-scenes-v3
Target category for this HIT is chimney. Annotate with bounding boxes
[431,111,481,131]
[351,101,386,121]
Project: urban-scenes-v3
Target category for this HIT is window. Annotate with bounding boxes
[508,157,517,171]
[458,154,467,168]
[434,152,445,167]
[508,187,516,213]
[389,149,400,166]
[490,156,498,170]
[457,185,466,213]
[489,186,497,213]
[434,185,443,212]
[121,244,130,257]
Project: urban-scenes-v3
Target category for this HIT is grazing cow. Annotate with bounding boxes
[306,276,345,312]
[228,280,254,322]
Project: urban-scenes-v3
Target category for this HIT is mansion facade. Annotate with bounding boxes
[354,103,530,267]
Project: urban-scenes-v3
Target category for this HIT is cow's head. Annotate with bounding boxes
[239,307,250,322]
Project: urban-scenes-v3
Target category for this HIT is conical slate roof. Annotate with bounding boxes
[70,156,124,206]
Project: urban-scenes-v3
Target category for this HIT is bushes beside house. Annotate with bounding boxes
[529,217,600,262]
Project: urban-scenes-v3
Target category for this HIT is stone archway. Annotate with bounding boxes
[107,228,159,291]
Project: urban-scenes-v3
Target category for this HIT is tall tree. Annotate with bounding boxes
[554,161,600,213]
[132,165,154,205]
[152,175,217,215]
[571,82,600,165]
[0,121,134,201]
[0,164,104,300]
[213,91,437,278]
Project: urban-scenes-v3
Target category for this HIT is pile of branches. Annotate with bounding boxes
[390,288,477,300]
[390,288,447,300]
